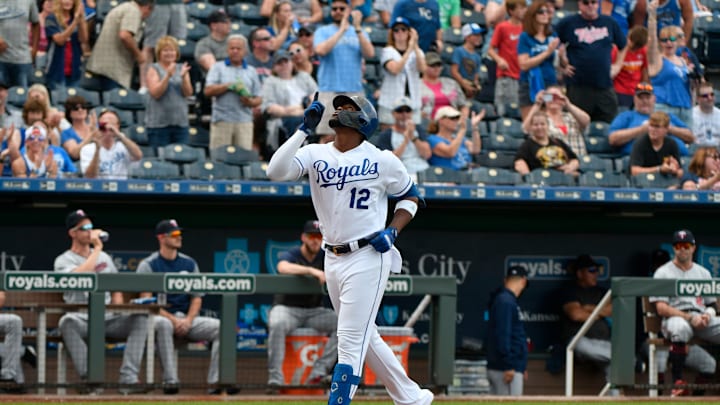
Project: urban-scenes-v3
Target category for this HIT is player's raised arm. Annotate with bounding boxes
[266,94,325,181]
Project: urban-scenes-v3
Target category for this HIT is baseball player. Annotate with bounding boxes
[650,229,720,396]
[267,94,433,405]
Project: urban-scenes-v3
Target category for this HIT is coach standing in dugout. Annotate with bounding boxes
[486,265,529,396]
[266,94,432,405]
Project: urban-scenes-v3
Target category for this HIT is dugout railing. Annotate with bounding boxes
[0,272,456,393]
[610,277,720,394]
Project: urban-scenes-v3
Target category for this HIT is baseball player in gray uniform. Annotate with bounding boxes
[0,292,25,391]
[650,229,720,396]
[54,209,149,394]
[267,94,433,405]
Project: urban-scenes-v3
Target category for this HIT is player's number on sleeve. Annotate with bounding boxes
[349,187,370,210]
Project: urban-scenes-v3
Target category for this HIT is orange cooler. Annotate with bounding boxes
[363,327,419,385]
[281,328,328,395]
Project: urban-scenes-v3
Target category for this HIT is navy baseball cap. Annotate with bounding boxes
[391,17,410,29]
[66,209,91,229]
[156,219,182,235]
[506,265,528,278]
[673,229,695,244]
[303,220,321,234]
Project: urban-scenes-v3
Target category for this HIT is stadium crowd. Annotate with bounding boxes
[0,0,719,188]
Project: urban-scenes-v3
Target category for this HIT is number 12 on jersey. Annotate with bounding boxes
[349,187,370,209]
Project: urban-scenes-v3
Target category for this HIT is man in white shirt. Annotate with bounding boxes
[692,83,720,147]
[80,110,143,179]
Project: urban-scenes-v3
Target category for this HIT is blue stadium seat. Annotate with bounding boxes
[524,168,577,187]
[104,88,146,111]
[585,135,616,155]
[632,173,680,189]
[129,159,181,180]
[472,101,498,121]
[6,86,28,109]
[578,154,614,172]
[486,134,523,151]
[187,126,210,149]
[78,71,108,96]
[186,19,211,41]
[366,26,389,47]
[29,68,46,85]
[51,87,101,107]
[230,21,253,38]
[96,0,125,23]
[178,39,197,62]
[126,125,149,145]
[500,103,522,120]
[442,27,464,46]
[417,166,472,184]
[440,44,455,64]
[228,3,267,26]
[460,9,485,26]
[475,150,516,169]
[496,118,525,138]
[184,160,242,180]
[578,171,628,188]
[470,167,521,185]
[212,145,260,166]
[186,2,221,24]
[586,121,610,138]
[161,143,205,164]
[243,161,270,180]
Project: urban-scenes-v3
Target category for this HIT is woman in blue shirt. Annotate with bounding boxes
[426,106,483,170]
[517,0,559,120]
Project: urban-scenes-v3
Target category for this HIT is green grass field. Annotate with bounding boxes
[0,401,710,405]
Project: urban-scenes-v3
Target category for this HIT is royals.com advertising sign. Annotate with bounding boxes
[4,225,720,353]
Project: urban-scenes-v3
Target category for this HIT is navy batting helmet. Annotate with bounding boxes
[330,95,378,138]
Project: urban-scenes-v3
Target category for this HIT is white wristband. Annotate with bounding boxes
[395,199,418,217]
[705,307,716,317]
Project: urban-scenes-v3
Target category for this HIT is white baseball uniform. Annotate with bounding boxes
[267,129,432,405]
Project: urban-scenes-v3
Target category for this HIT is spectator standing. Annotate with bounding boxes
[487,0,527,117]
[55,209,149,395]
[80,110,143,179]
[60,95,96,160]
[514,111,579,175]
[85,0,155,90]
[139,0,186,92]
[391,0,442,52]
[260,0,323,26]
[44,0,90,90]
[267,0,297,51]
[653,0,693,41]
[600,0,643,37]
[646,2,694,129]
[313,0,374,136]
[608,82,694,155]
[260,51,318,151]
[246,28,275,83]
[0,79,24,129]
[378,17,425,127]
[145,35,192,150]
[560,254,618,396]
[517,0,559,119]
[692,83,720,147]
[137,219,228,395]
[0,0,39,88]
[522,86,590,157]
[629,111,683,180]
[266,220,338,391]
[370,97,431,180]
[194,10,230,74]
[419,52,469,121]
[556,0,626,123]
[486,265,529,396]
[427,106,483,170]
[36,0,53,57]
[649,229,720,397]
[450,23,485,99]
[680,146,720,190]
[204,34,262,152]
[438,0,461,29]
[611,26,649,108]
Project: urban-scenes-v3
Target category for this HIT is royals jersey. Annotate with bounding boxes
[292,141,413,245]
